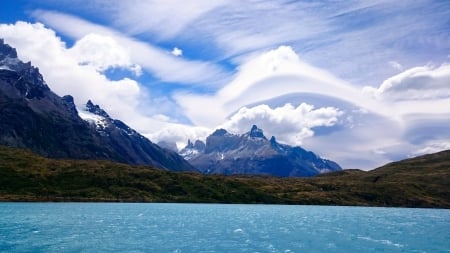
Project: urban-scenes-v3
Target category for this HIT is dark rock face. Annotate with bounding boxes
[249,124,265,138]
[193,140,205,151]
[0,39,195,172]
[180,125,341,177]
[61,95,78,116]
[86,99,110,118]
[0,40,17,59]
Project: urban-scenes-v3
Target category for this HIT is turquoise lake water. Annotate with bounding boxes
[0,203,449,252]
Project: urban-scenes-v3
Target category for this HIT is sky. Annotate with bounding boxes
[0,0,449,170]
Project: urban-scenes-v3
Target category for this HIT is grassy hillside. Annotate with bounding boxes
[0,146,449,208]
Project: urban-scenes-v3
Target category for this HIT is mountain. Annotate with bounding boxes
[1,145,448,208]
[79,100,196,171]
[179,125,341,177]
[78,100,196,171]
[0,39,195,172]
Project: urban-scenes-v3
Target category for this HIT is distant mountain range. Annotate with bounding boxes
[180,125,341,177]
[0,39,195,172]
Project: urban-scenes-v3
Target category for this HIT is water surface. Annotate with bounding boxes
[0,203,449,252]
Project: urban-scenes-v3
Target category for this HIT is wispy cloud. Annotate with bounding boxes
[33,1,450,86]
[81,2,450,84]
[32,10,230,86]
[108,0,227,39]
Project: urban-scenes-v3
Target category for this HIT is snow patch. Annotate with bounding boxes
[0,56,21,70]
[78,109,108,129]
[0,65,12,70]
[179,148,199,160]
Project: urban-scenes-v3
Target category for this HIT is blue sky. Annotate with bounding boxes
[1,0,449,169]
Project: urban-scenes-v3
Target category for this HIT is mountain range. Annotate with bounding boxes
[0,39,343,177]
[0,39,195,172]
[180,125,341,177]
[0,39,449,208]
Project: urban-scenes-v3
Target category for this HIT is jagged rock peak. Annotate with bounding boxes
[86,100,110,118]
[182,139,206,151]
[62,95,78,115]
[211,128,228,136]
[62,95,75,104]
[270,136,277,144]
[0,39,18,59]
[194,140,206,151]
[185,139,194,149]
[249,124,266,138]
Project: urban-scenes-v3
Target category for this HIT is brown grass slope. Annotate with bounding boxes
[256,149,450,208]
[0,146,449,208]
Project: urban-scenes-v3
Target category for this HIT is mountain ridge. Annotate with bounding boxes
[180,124,341,177]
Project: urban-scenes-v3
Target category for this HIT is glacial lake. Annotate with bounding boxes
[0,203,448,252]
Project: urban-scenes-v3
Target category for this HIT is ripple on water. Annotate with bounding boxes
[0,203,448,253]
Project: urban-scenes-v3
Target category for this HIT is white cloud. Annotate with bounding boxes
[412,141,450,156]
[69,33,142,75]
[32,10,230,86]
[363,64,450,101]
[146,125,212,151]
[220,103,343,145]
[176,45,389,128]
[171,47,183,57]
